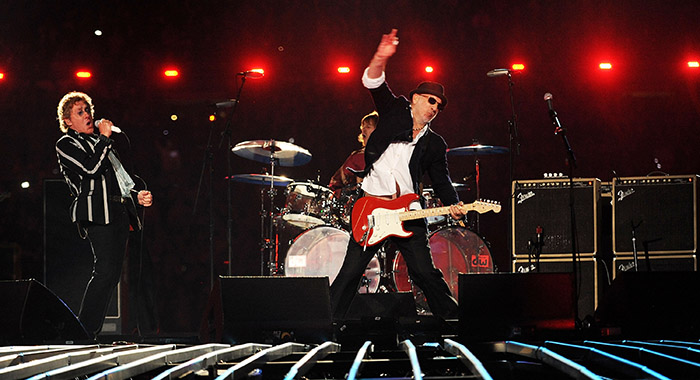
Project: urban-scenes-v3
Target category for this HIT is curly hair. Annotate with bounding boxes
[57,91,94,133]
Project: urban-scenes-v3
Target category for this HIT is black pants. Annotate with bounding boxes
[79,204,130,335]
[330,219,458,320]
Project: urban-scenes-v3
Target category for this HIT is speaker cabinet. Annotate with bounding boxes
[219,276,333,344]
[458,273,576,342]
[595,271,700,338]
[513,256,599,320]
[613,175,698,255]
[613,255,696,278]
[512,179,601,258]
[0,279,89,344]
[43,178,122,334]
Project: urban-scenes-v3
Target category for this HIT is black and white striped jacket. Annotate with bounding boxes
[56,129,138,227]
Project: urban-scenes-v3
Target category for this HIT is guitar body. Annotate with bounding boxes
[351,194,419,246]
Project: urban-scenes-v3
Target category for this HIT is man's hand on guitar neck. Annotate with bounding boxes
[449,201,466,220]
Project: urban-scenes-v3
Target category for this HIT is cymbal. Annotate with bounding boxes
[424,183,469,192]
[448,144,509,156]
[232,140,312,167]
[228,174,293,187]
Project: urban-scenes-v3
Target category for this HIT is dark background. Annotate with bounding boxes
[1,0,699,334]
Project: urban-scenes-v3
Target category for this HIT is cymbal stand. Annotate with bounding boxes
[265,141,282,275]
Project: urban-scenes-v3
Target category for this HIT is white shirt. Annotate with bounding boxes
[361,68,426,209]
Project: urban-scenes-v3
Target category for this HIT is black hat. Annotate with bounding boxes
[409,81,447,109]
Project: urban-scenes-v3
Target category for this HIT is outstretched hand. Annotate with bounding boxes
[375,28,399,60]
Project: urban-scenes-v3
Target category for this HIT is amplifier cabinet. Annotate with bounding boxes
[512,179,601,258]
[612,175,698,255]
[512,256,599,321]
[613,255,697,279]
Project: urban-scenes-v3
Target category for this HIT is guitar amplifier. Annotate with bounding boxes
[512,178,601,258]
[612,175,698,255]
[513,256,599,321]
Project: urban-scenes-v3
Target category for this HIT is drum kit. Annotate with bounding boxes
[230,139,506,312]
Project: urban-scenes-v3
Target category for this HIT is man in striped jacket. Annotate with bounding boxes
[55,91,153,336]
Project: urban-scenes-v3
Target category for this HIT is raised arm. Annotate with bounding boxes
[367,29,399,79]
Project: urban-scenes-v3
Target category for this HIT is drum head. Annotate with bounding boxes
[285,225,379,292]
[281,213,326,229]
[393,227,493,306]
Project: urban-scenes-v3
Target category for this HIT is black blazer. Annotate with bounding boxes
[363,82,459,207]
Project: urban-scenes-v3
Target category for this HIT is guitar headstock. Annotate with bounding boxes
[471,199,502,214]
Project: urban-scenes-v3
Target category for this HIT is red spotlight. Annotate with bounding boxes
[599,62,613,70]
[0,72,4,80]
[511,63,525,72]
[425,66,434,73]
[337,66,350,74]
[209,114,216,122]
[76,70,92,78]
[688,61,699,68]
[164,69,179,77]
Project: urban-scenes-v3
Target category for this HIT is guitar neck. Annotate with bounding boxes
[399,205,456,222]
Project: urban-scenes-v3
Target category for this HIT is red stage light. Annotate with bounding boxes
[209,114,216,122]
[0,72,4,80]
[688,61,699,68]
[511,63,525,71]
[164,69,179,77]
[337,66,350,73]
[425,66,434,73]
[76,71,92,78]
[599,62,612,70]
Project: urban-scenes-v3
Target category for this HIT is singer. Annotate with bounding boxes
[55,91,153,337]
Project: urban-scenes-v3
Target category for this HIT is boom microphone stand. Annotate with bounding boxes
[544,92,580,326]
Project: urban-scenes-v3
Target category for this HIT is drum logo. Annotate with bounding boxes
[471,254,491,268]
[516,191,535,204]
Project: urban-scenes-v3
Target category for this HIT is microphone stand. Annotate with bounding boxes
[219,75,249,277]
[193,109,217,291]
[551,107,580,327]
[505,71,521,258]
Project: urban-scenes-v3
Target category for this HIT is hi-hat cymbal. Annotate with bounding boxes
[232,139,312,167]
[228,174,293,187]
[448,144,509,156]
[424,183,469,193]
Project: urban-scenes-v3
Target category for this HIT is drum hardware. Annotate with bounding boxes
[232,139,312,275]
[447,141,508,234]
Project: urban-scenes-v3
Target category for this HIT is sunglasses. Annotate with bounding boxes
[419,94,444,110]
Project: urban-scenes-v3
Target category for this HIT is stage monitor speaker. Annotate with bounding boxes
[458,273,576,342]
[0,279,90,344]
[512,179,601,257]
[613,254,696,278]
[613,175,698,255]
[219,276,333,344]
[595,271,700,339]
[345,292,417,320]
[513,256,599,321]
[43,178,122,335]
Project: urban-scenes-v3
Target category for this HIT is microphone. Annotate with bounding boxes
[543,92,563,133]
[237,70,264,79]
[95,119,122,134]
[215,99,239,108]
[487,68,511,77]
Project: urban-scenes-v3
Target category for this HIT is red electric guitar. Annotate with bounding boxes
[351,193,501,246]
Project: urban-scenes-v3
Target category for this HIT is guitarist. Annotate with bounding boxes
[330,29,466,320]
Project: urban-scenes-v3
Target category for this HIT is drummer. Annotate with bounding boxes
[328,111,378,194]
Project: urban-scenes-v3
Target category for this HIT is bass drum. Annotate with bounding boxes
[392,226,493,312]
[284,225,380,293]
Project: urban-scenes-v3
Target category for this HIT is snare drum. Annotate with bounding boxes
[284,225,380,293]
[422,188,446,226]
[392,226,493,312]
[282,182,334,228]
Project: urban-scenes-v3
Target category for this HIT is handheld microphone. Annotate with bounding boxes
[237,70,264,79]
[487,68,511,77]
[95,119,122,133]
